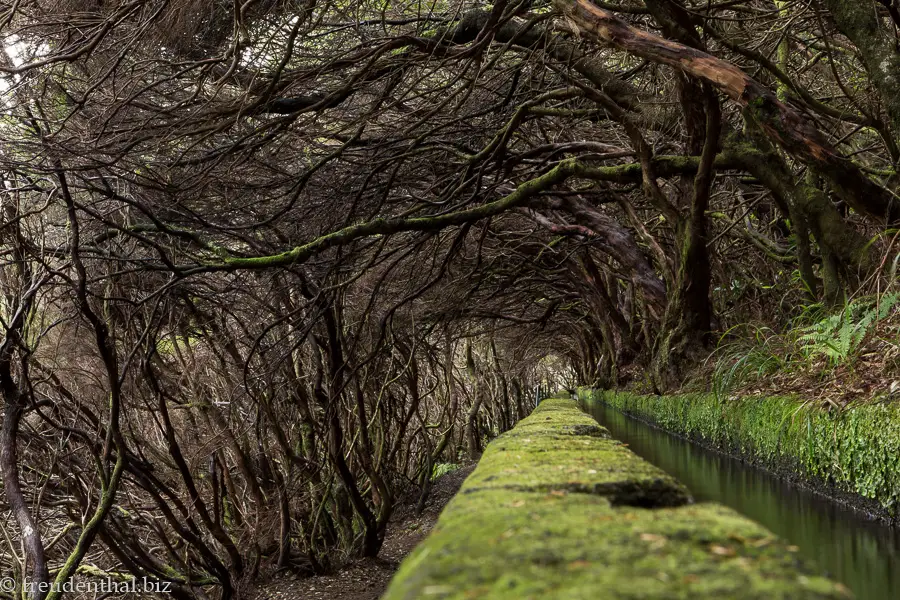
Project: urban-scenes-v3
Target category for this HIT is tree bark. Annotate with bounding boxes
[555,0,900,225]
[653,87,722,389]
[0,381,50,599]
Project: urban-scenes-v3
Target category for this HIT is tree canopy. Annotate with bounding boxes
[0,0,898,596]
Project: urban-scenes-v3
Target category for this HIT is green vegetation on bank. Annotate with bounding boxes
[583,389,900,519]
[709,292,900,400]
[383,395,848,599]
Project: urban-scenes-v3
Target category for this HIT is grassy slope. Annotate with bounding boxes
[585,389,900,519]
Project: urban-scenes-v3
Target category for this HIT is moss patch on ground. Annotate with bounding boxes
[383,395,849,599]
[586,389,900,519]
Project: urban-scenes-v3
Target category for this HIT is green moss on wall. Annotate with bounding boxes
[584,389,900,517]
[383,395,848,599]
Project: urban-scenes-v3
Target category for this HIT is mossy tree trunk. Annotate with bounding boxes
[821,0,900,146]
[653,86,722,389]
[729,130,876,304]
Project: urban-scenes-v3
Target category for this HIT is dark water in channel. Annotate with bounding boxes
[582,400,900,600]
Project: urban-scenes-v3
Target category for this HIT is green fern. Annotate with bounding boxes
[797,293,900,367]
[431,462,460,481]
[712,291,900,394]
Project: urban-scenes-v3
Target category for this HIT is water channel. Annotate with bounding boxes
[582,400,900,600]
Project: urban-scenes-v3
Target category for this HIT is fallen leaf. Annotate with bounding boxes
[710,544,736,556]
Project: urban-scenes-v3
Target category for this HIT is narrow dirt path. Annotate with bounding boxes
[250,465,474,600]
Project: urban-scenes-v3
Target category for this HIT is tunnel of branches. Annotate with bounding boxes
[0,0,898,596]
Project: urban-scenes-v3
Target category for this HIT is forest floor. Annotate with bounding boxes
[250,464,474,600]
[700,314,900,409]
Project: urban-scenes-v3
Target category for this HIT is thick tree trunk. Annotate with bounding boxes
[653,87,722,389]
[464,394,484,459]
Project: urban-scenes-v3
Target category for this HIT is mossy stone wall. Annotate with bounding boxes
[382,394,848,599]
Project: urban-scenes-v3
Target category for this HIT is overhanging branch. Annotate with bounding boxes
[554,0,900,225]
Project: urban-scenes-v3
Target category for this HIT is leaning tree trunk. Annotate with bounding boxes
[555,0,900,226]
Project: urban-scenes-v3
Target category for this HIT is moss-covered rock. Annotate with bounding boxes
[383,395,849,599]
